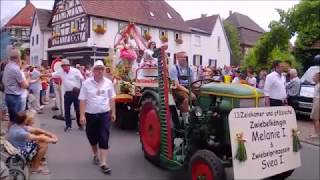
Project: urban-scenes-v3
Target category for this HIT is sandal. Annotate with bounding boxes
[31,168,51,175]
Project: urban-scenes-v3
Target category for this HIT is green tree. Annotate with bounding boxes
[244,22,298,71]
[278,0,320,69]
[223,21,242,65]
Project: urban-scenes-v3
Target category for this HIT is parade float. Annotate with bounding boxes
[112,23,301,180]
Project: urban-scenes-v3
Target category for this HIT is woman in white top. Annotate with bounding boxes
[310,72,320,138]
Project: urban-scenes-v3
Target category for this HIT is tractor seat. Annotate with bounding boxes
[115,94,133,103]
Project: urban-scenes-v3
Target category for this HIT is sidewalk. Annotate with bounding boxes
[297,120,320,146]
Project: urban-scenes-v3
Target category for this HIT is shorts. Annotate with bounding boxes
[172,89,189,105]
[19,141,38,161]
[85,112,111,149]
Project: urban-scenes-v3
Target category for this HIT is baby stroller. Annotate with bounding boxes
[0,131,27,180]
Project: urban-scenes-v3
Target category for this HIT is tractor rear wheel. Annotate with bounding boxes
[189,150,225,180]
[139,97,161,165]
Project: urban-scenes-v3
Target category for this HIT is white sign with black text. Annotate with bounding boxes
[229,106,301,180]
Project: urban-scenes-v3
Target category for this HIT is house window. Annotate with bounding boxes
[159,30,168,37]
[32,36,34,46]
[118,22,128,33]
[167,12,172,19]
[10,29,16,35]
[36,34,39,45]
[174,32,181,40]
[209,59,217,68]
[149,11,154,17]
[193,55,202,66]
[194,35,201,46]
[217,36,221,51]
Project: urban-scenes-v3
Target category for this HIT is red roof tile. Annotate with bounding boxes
[186,15,219,35]
[80,0,190,33]
[6,3,36,27]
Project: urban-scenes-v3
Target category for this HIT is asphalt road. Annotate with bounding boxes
[38,109,319,180]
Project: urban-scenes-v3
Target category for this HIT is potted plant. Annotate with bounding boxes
[175,38,183,44]
[160,35,168,43]
[71,26,78,33]
[94,24,106,34]
[143,32,152,41]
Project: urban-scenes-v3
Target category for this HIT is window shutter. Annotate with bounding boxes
[193,55,196,66]
[200,56,203,65]
[174,54,176,64]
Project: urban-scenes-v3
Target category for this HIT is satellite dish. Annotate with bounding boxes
[51,57,62,72]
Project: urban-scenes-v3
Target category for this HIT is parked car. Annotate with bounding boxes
[292,65,320,116]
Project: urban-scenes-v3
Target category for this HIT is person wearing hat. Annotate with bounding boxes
[169,51,195,121]
[79,60,116,174]
[52,59,84,132]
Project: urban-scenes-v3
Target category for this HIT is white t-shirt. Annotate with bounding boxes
[78,77,116,114]
[232,77,240,84]
[21,72,28,98]
[264,71,287,100]
[52,67,84,92]
[247,77,257,87]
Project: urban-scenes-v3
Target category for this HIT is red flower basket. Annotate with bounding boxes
[94,25,106,34]
[160,35,168,43]
[144,33,152,41]
[175,39,183,44]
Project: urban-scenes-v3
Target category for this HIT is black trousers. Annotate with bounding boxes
[270,98,284,106]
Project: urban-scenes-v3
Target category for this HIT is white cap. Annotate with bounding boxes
[61,58,70,65]
[93,60,105,68]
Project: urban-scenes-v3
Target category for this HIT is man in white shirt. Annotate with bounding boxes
[264,60,287,106]
[79,60,116,175]
[52,59,84,131]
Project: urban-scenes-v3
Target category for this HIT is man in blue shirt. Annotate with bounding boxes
[169,51,195,118]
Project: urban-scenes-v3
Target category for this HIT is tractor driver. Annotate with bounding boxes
[169,51,195,120]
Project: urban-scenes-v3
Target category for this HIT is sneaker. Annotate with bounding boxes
[64,127,72,132]
[100,165,111,174]
[93,155,99,165]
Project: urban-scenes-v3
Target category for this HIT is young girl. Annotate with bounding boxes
[310,72,320,138]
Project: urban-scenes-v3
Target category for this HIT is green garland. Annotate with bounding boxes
[235,133,247,162]
[292,129,302,152]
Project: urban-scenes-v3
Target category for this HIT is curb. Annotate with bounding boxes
[301,139,320,147]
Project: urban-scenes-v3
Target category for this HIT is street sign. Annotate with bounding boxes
[228,106,301,180]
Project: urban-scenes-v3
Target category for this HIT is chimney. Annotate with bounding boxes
[229,10,233,16]
[26,0,30,6]
[201,13,207,18]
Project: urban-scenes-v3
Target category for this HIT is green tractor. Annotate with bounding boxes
[137,47,299,180]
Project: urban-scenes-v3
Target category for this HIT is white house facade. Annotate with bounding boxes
[187,15,231,68]
[30,8,52,66]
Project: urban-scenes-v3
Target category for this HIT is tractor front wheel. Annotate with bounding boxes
[189,150,225,180]
[139,98,161,165]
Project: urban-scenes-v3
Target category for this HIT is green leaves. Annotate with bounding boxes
[224,21,243,65]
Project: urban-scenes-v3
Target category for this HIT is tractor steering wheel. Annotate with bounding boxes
[191,79,217,91]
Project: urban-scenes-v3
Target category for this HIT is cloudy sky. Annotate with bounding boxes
[1,0,299,30]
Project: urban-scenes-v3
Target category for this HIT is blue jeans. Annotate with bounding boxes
[64,92,80,128]
[5,94,22,123]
